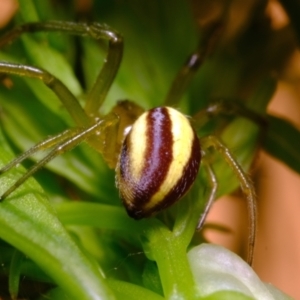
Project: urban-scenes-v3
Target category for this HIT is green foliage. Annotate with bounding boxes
[0,0,297,299]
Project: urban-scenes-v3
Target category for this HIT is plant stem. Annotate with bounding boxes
[144,221,198,299]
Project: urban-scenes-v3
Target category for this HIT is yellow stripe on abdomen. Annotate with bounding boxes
[145,108,195,209]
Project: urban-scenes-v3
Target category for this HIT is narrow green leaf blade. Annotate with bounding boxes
[0,146,114,300]
[263,115,300,174]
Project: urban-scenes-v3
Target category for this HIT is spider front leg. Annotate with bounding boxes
[164,21,224,106]
[0,21,145,201]
[200,135,257,265]
[0,62,89,126]
[0,21,123,121]
[0,113,118,200]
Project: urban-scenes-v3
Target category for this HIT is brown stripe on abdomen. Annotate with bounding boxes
[145,131,201,216]
[117,107,174,219]
[133,107,174,201]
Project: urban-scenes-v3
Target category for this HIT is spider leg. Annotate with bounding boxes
[197,162,218,230]
[201,135,256,265]
[0,113,117,201]
[0,21,123,117]
[192,99,267,129]
[0,61,121,167]
[0,127,84,174]
[0,62,89,127]
[163,51,203,106]
[164,23,224,106]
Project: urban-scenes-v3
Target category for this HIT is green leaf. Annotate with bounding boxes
[188,244,292,300]
[202,291,253,300]
[142,260,164,297]
[279,0,300,45]
[107,279,164,300]
[17,0,83,98]
[0,143,114,299]
[0,0,293,298]
[88,0,198,110]
[56,202,148,232]
[8,250,24,299]
[263,115,300,175]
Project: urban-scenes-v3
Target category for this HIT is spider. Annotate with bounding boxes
[0,21,256,265]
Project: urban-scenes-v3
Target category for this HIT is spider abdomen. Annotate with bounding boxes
[116,107,201,219]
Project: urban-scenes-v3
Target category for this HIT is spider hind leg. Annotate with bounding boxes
[200,135,257,265]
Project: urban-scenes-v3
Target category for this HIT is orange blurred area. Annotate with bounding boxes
[0,0,17,28]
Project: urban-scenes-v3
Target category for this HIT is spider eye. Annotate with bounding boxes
[116,106,201,219]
